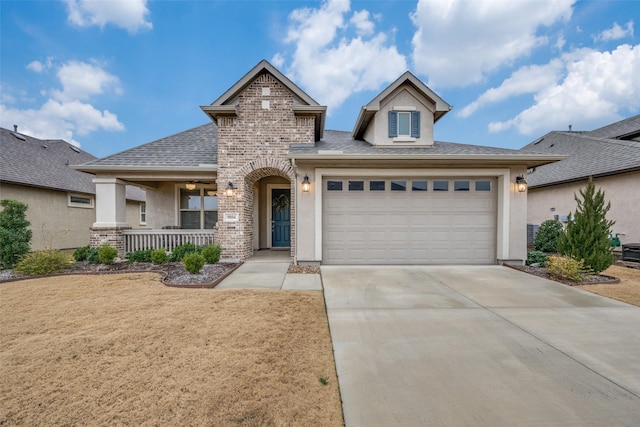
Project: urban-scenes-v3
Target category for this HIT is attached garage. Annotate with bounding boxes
[322,177,497,265]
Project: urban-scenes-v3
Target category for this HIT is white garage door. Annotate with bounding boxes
[323,177,497,265]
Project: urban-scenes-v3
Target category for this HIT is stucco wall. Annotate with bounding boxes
[145,182,177,229]
[125,200,146,229]
[365,86,435,146]
[527,171,640,245]
[294,165,317,262]
[0,183,94,250]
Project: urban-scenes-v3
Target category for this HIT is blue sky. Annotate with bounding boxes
[1,0,638,158]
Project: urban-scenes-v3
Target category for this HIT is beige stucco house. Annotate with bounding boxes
[521,115,640,245]
[0,127,146,251]
[75,60,562,265]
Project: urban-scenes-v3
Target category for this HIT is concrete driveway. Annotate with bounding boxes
[322,266,640,426]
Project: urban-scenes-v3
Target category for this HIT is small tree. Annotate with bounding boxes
[0,199,32,269]
[533,220,563,253]
[558,178,615,273]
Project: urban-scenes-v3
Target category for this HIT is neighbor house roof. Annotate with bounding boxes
[520,115,640,188]
[587,114,640,140]
[290,130,564,168]
[1,127,145,201]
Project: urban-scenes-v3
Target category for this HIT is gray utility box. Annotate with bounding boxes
[621,243,640,262]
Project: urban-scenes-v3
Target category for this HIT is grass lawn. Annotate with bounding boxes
[576,265,640,306]
[0,273,343,426]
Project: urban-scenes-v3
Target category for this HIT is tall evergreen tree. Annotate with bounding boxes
[0,199,32,269]
[558,178,615,273]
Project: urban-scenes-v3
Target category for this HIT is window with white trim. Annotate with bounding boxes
[68,193,94,208]
[139,202,146,225]
[179,187,218,229]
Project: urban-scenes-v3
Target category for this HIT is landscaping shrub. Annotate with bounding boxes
[558,179,615,273]
[169,243,202,262]
[201,244,222,264]
[183,253,205,274]
[0,199,32,269]
[98,244,118,265]
[73,246,91,261]
[533,220,563,253]
[526,250,549,266]
[151,249,169,264]
[13,249,75,276]
[85,247,101,264]
[546,256,587,282]
[127,249,153,264]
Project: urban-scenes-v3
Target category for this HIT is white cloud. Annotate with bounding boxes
[489,44,640,135]
[595,21,634,42]
[0,60,125,146]
[411,0,576,88]
[52,60,122,102]
[274,0,407,111]
[26,57,53,73]
[459,60,565,118]
[65,0,152,34]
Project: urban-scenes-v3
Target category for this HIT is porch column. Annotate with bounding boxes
[90,178,130,258]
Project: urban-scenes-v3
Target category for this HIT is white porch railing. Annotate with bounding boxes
[123,229,215,253]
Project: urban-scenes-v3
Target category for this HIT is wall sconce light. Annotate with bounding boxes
[225,181,235,197]
[302,175,311,192]
[516,176,527,193]
[185,182,197,191]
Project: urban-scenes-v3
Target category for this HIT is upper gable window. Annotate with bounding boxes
[388,109,420,139]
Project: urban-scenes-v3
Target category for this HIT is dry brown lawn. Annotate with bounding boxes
[576,265,640,306]
[0,273,343,426]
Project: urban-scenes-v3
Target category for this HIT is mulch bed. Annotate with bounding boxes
[507,263,620,286]
[287,263,320,274]
[0,261,241,288]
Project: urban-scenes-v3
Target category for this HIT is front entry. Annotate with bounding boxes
[271,188,291,247]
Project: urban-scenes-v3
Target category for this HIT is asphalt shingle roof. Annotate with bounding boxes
[80,123,218,168]
[291,130,539,156]
[0,127,145,200]
[520,118,640,188]
[587,114,640,140]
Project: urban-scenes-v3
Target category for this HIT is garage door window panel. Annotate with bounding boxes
[454,181,470,191]
[327,180,343,191]
[391,180,406,191]
[412,180,427,191]
[370,181,385,191]
[433,181,449,191]
[475,180,491,191]
[349,180,364,191]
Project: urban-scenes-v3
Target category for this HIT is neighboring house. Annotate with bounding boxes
[75,60,562,265]
[521,115,640,245]
[0,127,146,251]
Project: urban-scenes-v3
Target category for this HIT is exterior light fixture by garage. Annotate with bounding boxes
[185,182,197,191]
[301,175,311,192]
[225,181,235,197]
[516,176,527,193]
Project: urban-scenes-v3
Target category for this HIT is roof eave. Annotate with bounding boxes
[528,166,640,189]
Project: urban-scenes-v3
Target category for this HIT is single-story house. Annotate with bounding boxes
[75,60,562,265]
[521,115,640,245]
[0,126,146,251]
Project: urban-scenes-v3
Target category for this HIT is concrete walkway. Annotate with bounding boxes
[322,265,640,426]
[216,256,322,291]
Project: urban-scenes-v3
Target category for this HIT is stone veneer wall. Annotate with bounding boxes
[90,226,131,258]
[215,72,315,260]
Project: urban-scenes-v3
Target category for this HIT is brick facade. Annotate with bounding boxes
[215,72,315,260]
[90,226,131,258]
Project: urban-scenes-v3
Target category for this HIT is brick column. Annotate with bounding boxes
[90,226,131,258]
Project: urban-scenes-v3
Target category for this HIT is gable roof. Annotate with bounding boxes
[200,60,326,140]
[1,127,145,201]
[290,130,564,168]
[352,71,452,140]
[520,117,640,188]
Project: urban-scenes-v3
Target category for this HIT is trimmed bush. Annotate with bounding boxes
[0,199,32,269]
[73,246,91,261]
[85,247,101,264]
[13,249,75,276]
[151,249,169,264]
[201,244,222,264]
[169,243,202,262]
[127,249,153,264]
[533,220,563,253]
[183,253,205,274]
[558,179,615,273]
[546,256,587,282]
[98,244,118,265]
[526,251,549,266]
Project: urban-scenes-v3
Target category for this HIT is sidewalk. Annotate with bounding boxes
[216,260,322,290]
